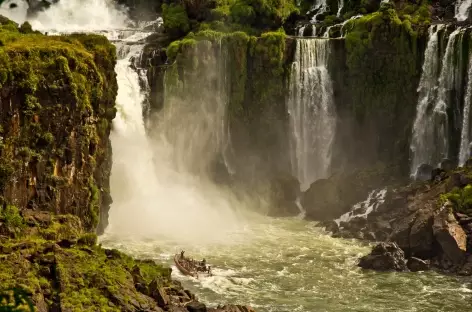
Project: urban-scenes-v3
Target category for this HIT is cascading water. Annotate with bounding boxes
[459,56,472,165]
[2,2,472,311]
[288,39,336,191]
[456,0,472,22]
[310,0,328,22]
[410,26,466,175]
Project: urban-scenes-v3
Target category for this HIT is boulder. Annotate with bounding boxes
[432,202,467,265]
[440,158,456,172]
[358,242,408,271]
[209,305,257,312]
[415,164,433,181]
[389,212,417,253]
[268,173,301,217]
[407,257,430,272]
[409,209,434,258]
[186,301,207,312]
[317,220,339,234]
[302,178,344,220]
[458,255,472,276]
[149,279,170,308]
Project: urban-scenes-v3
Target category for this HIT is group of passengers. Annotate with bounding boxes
[180,250,212,275]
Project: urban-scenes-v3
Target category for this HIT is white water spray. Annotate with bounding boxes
[409,26,466,175]
[456,0,472,22]
[288,39,336,191]
[459,57,472,165]
[1,0,249,245]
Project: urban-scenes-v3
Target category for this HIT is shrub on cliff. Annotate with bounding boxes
[162,3,190,37]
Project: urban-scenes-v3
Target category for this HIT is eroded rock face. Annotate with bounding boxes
[432,202,467,265]
[339,165,472,274]
[358,242,408,271]
[0,21,117,234]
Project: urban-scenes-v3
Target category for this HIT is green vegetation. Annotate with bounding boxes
[0,210,172,311]
[0,18,117,231]
[0,288,34,312]
[0,205,25,237]
[441,184,472,214]
[162,3,190,37]
[161,0,298,37]
[340,1,422,167]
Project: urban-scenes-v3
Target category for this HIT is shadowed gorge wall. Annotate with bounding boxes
[0,17,117,233]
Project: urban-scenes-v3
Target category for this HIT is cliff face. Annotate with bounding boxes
[138,1,432,217]
[0,17,117,234]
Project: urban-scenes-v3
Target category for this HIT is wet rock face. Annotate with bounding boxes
[340,164,472,275]
[432,202,467,265]
[0,23,117,233]
[358,242,408,271]
[407,257,430,272]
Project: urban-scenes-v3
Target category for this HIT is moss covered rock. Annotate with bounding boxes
[0,17,117,234]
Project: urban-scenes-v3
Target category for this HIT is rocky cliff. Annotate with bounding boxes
[133,0,436,218]
[0,16,116,235]
[0,16,255,312]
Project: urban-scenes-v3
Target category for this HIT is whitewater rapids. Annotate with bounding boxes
[1,1,471,311]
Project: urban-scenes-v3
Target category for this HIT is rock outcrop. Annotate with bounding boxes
[358,242,408,272]
[336,165,472,275]
[0,17,256,311]
[0,17,116,234]
[0,210,255,311]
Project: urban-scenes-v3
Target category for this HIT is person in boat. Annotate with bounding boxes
[180,250,185,260]
[207,265,212,276]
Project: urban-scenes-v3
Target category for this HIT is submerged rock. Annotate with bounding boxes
[358,242,408,271]
[407,257,430,272]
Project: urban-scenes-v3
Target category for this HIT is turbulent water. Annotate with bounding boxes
[2,2,472,311]
[288,39,336,191]
[101,217,472,312]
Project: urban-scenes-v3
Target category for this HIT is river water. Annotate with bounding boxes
[100,216,472,312]
[2,1,471,311]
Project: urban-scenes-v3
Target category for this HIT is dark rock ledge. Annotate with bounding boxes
[319,164,472,275]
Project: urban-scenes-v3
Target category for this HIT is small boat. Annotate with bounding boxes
[174,254,213,279]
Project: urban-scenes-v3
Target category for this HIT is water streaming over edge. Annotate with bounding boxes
[1,2,472,311]
[288,39,336,191]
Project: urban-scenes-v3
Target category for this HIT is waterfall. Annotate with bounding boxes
[2,0,246,243]
[456,0,472,21]
[288,39,336,191]
[459,56,472,165]
[336,0,344,17]
[410,26,464,175]
[298,25,306,37]
[310,0,327,22]
[159,40,233,176]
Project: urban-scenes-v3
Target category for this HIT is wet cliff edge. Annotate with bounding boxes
[0,16,254,312]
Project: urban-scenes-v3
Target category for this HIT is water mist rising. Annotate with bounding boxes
[110,38,248,244]
[1,0,248,245]
[288,39,336,191]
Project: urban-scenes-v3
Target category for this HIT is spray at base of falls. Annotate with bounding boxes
[0,0,250,245]
[111,37,249,244]
[288,38,336,192]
